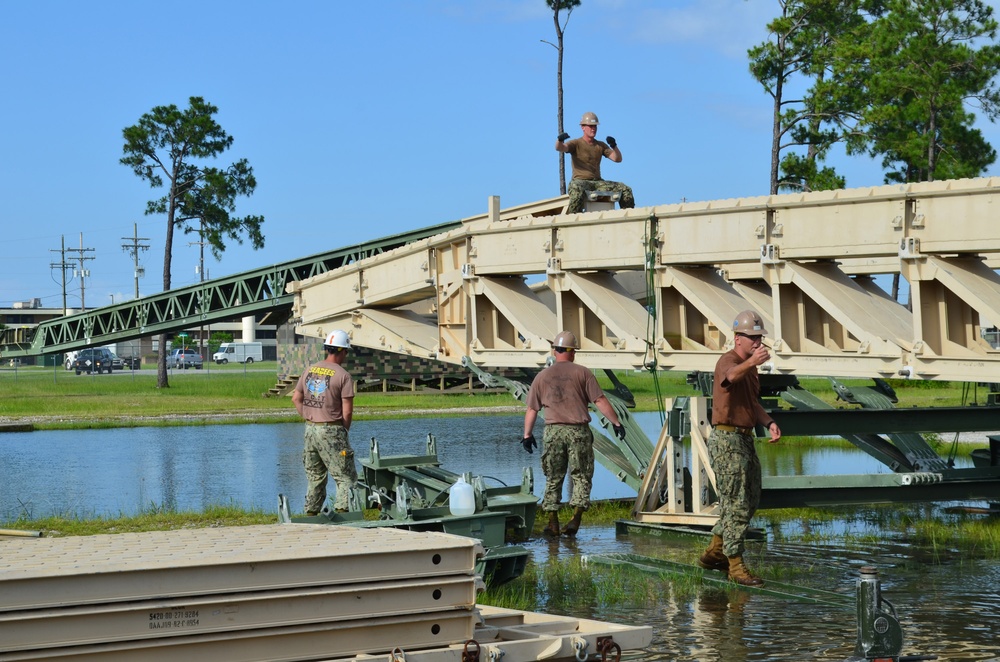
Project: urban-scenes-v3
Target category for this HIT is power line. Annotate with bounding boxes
[65,233,95,312]
[121,223,150,300]
[49,235,74,316]
[188,218,210,359]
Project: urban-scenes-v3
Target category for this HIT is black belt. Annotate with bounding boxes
[714,424,752,434]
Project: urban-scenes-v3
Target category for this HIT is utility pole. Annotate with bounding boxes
[188,217,209,360]
[121,223,150,300]
[49,235,74,315]
[65,233,95,312]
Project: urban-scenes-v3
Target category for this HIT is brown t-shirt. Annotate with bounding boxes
[565,138,612,181]
[711,349,767,428]
[295,361,354,423]
[525,361,605,425]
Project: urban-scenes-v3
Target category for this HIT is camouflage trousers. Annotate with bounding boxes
[567,178,636,213]
[303,422,357,513]
[707,428,762,557]
[540,424,595,512]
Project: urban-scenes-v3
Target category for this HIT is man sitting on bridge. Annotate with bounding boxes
[556,111,635,214]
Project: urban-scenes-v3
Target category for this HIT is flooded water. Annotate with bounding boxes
[1,413,998,660]
[0,413,908,520]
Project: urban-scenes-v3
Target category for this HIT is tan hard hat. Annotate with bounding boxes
[580,112,599,126]
[732,310,767,337]
[552,330,580,349]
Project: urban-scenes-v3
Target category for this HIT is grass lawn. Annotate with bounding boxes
[0,362,987,429]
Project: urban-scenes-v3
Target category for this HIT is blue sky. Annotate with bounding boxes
[1,0,997,310]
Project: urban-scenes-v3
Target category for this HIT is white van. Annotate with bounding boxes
[212,342,263,364]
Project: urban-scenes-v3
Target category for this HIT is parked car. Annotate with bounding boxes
[72,348,115,375]
[166,348,204,370]
[108,353,142,370]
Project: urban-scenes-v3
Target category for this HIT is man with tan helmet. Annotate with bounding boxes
[556,111,635,214]
[293,329,357,516]
[520,330,626,537]
[698,310,781,586]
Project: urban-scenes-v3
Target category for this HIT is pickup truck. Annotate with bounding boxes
[166,348,204,370]
[72,348,115,375]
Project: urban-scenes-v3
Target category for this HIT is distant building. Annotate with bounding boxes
[0,303,70,366]
[0,302,65,327]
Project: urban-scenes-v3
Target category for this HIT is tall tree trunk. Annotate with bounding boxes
[158,191,177,389]
[554,8,567,194]
[770,74,783,195]
[926,109,937,181]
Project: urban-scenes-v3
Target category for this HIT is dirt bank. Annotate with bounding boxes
[0,405,525,429]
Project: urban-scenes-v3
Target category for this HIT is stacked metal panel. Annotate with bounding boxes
[0,524,483,661]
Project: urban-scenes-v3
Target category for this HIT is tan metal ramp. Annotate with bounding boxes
[0,525,651,661]
[0,524,479,611]
[1,577,479,651]
[288,178,1000,381]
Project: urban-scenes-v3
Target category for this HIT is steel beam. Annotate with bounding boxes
[0,221,460,359]
[287,178,1000,382]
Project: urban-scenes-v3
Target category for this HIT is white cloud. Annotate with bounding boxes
[627,1,777,60]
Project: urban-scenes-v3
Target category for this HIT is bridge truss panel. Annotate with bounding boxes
[0,222,461,359]
[286,178,1000,382]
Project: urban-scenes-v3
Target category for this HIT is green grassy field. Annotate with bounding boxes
[0,362,987,429]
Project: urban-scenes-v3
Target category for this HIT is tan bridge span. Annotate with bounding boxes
[289,177,1000,382]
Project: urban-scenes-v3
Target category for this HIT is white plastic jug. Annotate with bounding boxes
[449,475,476,516]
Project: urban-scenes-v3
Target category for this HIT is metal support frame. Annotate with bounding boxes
[291,178,1000,382]
[630,392,1000,528]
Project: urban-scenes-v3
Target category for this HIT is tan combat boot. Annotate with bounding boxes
[697,535,729,572]
[543,511,560,537]
[562,507,585,536]
[727,556,764,586]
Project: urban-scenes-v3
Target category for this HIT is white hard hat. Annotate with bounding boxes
[323,329,351,349]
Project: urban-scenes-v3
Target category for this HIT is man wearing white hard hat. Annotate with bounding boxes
[292,330,357,515]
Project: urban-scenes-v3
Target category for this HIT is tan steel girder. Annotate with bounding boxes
[289,178,1000,381]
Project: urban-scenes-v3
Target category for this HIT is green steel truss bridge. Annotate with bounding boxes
[0,221,461,359]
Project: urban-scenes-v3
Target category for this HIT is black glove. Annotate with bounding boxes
[557,132,570,142]
[606,136,617,149]
[612,424,626,441]
[521,434,538,454]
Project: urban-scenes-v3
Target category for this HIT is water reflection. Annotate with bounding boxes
[531,524,1000,661]
[1,413,927,520]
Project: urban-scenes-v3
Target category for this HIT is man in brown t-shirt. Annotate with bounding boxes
[292,330,357,515]
[699,310,781,586]
[556,111,635,213]
[521,331,626,536]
